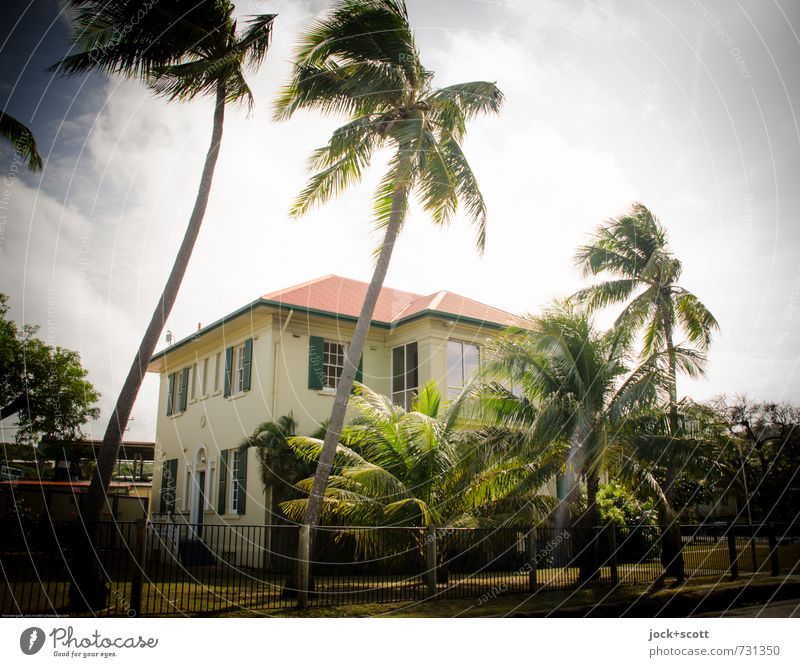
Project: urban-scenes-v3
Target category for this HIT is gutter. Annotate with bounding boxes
[149,300,511,367]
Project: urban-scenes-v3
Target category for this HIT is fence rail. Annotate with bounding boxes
[1,519,797,617]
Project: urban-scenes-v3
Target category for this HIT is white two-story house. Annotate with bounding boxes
[148,275,518,539]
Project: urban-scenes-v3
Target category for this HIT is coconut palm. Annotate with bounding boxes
[281,382,559,575]
[239,414,311,523]
[573,203,718,434]
[573,202,718,578]
[0,112,43,171]
[481,301,691,581]
[51,0,276,610]
[275,0,503,530]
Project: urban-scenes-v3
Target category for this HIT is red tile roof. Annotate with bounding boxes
[262,275,518,327]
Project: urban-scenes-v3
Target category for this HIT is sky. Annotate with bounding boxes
[1,0,798,441]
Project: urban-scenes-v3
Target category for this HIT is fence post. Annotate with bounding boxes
[726,522,739,580]
[297,524,311,609]
[129,518,147,617]
[425,525,437,599]
[768,522,780,577]
[526,529,538,592]
[607,525,619,587]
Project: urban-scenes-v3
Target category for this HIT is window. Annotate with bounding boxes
[323,340,346,390]
[230,450,241,513]
[202,357,209,396]
[214,352,221,392]
[190,363,198,400]
[166,373,177,416]
[447,341,480,399]
[178,367,189,411]
[235,344,246,393]
[392,342,418,410]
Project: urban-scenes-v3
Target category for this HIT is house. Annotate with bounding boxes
[147,275,518,556]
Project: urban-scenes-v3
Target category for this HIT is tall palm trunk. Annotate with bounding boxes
[659,305,686,581]
[303,161,408,533]
[579,471,601,582]
[69,82,227,612]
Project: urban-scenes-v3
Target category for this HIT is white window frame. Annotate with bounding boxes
[229,450,240,513]
[322,340,346,391]
[214,352,221,393]
[169,374,180,414]
[392,342,419,410]
[234,343,247,394]
[208,460,216,509]
[190,363,198,401]
[201,357,210,397]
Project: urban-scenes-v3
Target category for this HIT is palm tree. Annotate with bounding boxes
[238,414,312,579]
[573,202,718,578]
[282,382,558,578]
[482,301,681,581]
[0,111,43,171]
[51,0,276,611]
[239,414,310,524]
[275,0,503,531]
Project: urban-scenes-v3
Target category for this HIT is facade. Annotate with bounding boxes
[148,275,518,535]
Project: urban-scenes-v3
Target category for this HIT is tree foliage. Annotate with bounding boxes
[0,294,99,444]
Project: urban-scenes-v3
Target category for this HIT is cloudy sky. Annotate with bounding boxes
[1,0,798,441]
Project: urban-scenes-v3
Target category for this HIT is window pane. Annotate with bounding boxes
[406,342,418,390]
[392,346,405,393]
[463,344,480,383]
[447,341,463,389]
[202,358,209,395]
[323,341,345,389]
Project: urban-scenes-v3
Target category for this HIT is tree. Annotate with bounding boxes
[573,202,718,579]
[701,396,800,524]
[282,381,558,579]
[481,301,679,581]
[239,414,311,523]
[275,0,503,531]
[0,112,43,171]
[0,294,99,444]
[51,0,276,611]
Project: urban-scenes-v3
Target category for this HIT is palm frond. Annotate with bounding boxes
[674,288,718,349]
[0,112,43,171]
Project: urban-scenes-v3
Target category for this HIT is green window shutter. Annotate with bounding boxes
[159,460,169,512]
[308,336,324,390]
[178,367,189,412]
[168,459,178,513]
[218,450,228,514]
[166,374,175,416]
[160,459,177,514]
[237,448,247,515]
[242,338,253,392]
[223,346,233,397]
[355,355,363,383]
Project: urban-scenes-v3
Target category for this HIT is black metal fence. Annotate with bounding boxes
[1,518,797,617]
